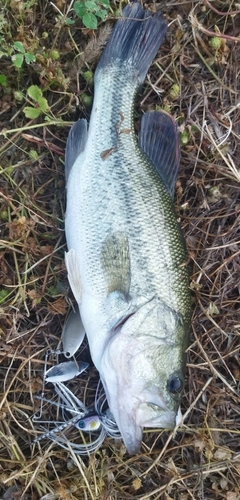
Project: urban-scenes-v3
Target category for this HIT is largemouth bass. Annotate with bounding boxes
[65,2,191,454]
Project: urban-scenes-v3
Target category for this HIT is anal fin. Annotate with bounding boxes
[139,111,180,198]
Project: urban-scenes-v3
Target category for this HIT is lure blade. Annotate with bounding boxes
[62,309,86,358]
[45,360,88,383]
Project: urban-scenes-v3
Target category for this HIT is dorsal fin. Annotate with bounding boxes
[139,111,180,198]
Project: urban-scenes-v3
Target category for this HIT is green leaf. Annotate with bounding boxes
[14,90,24,101]
[29,149,39,160]
[0,289,10,305]
[65,17,75,25]
[25,53,36,64]
[23,106,41,119]
[83,12,98,29]
[100,0,110,6]
[85,1,97,11]
[38,96,49,112]
[96,8,107,20]
[27,85,42,102]
[0,74,7,86]
[13,41,25,53]
[12,53,24,68]
[73,1,86,17]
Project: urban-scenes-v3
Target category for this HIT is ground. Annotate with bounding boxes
[0,0,240,499]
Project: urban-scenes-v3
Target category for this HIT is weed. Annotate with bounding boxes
[0,74,7,86]
[11,41,36,69]
[23,85,50,119]
[73,0,111,29]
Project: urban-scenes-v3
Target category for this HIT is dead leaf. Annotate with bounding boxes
[132,478,142,491]
[47,297,67,315]
[214,447,232,460]
[194,438,205,452]
[226,493,238,500]
[27,289,42,308]
[40,245,53,256]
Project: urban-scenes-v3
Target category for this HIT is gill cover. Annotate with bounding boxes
[99,297,184,454]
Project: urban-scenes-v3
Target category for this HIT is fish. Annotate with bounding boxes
[64,2,191,454]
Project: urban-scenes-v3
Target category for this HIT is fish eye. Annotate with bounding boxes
[167,374,182,394]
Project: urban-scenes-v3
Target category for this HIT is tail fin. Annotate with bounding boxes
[96,2,167,84]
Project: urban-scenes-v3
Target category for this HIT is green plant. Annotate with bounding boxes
[0,289,10,305]
[73,0,110,29]
[11,41,36,69]
[0,74,7,86]
[23,85,49,119]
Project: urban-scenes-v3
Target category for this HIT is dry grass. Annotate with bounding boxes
[0,0,240,498]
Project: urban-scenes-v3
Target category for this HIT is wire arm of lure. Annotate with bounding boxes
[47,426,107,455]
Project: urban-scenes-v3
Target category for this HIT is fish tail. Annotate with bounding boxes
[95,2,167,84]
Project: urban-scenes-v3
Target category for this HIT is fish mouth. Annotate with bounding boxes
[100,376,142,454]
[109,401,179,454]
[122,404,180,453]
[117,413,143,455]
[137,404,179,429]
[101,374,179,454]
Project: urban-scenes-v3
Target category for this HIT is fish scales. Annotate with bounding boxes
[67,77,188,314]
[65,2,191,454]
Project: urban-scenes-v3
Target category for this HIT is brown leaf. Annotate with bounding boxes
[27,289,42,308]
[132,478,142,491]
[214,447,232,460]
[40,245,53,256]
[47,297,67,315]
[226,493,238,500]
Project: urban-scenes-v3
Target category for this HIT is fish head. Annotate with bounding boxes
[99,297,188,454]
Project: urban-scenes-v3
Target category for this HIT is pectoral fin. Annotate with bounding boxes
[139,110,180,198]
[65,249,82,304]
[101,232,131,296]
[65,119,88,182]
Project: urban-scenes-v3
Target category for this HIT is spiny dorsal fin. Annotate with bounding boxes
[139,110,180,198]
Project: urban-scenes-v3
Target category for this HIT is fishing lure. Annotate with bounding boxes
[62,309,85,358]
[33,380,121,454]
[45,360,89,383]
[75,415,101,432]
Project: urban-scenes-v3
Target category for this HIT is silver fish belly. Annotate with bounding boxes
[65,3,191,454]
